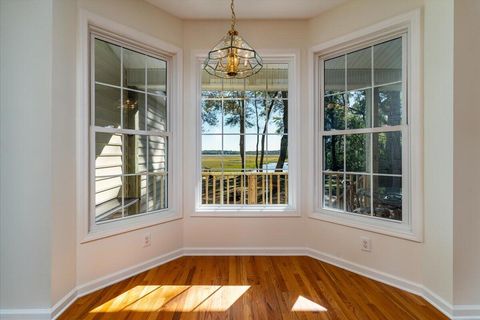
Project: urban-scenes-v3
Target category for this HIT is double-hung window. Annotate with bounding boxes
[316,27,420,237]
[90,33,171,228]
[199,62,293,209]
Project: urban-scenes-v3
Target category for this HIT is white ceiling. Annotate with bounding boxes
[145,0,349,20]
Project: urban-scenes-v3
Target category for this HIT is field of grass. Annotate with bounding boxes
[202,155,284,171]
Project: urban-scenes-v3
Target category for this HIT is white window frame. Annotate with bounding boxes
[310,10,423,241]
[193,51,300,216]
[77,10,183,242]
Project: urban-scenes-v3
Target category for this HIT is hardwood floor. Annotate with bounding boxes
[59,256,447,320]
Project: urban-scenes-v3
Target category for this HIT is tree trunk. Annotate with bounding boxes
[255,100,260,169]
[240,100,245,170]
[259,99,275,169]
[276,92,288,171]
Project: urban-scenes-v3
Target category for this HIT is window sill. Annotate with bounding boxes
[309,209,422,242]
[81,210,182,243]
[194,205,300,217]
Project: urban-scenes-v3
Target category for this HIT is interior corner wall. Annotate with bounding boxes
[51,0,78,305]
[181,19,309,249]
[305,0,425,285]
[75,0,184,287]
[423,0,454,305]
[0,0,54,309]
[453,0,480,306]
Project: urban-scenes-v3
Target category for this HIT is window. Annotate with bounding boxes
[90,34,170,226]
[200,62,291,208]
[318,34,413,230]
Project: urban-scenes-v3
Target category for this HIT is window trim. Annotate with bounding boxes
[77,10,183,242]
[193,51,300,216]
[310,10,423,241]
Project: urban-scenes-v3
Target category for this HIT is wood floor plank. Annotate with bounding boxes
[58,256,448,320]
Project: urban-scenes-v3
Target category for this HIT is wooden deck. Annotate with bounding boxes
[59,256,447,320]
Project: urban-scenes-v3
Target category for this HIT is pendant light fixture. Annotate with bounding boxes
[203,0,263,79]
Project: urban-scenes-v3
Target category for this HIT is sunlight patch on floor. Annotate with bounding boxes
[193,285,250,312]
[291,296,327,312]
[89,285,160,313]
[89,285,250,313]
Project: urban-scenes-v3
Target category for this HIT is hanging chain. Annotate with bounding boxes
[230,0,236,32]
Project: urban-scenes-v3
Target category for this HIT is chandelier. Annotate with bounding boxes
[203,0,263,79]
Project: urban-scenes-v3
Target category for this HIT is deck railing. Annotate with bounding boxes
[202,171,288,205]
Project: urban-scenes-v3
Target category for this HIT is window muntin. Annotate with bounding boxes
[200,63,290,206]
[91,36,169,225]
[320,36,406,222]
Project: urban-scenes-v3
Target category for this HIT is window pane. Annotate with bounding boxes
[201,71,223,98]
[245,135,261,171]
[95,39,121,86]
[245,99,266,134]
[374,37,402,85]
[202,135,222,171]
[222,135,242,170]
[267,64,288,98]
[122,89,145,131]
[372,131,402,175]
[123,134,147,175]
[123,47,146,90]
[268,98,288,134]
[94,84,121,128]
[346,134,370,173]
[149,136,167,172]
[95,132,123,177]
[124,174,148,216]
[324,55,345,95]
[323,135,344,172]
[202,100,222,133]
[374,83,403,127]
[323,173,344,210]
[223,78,244,97]
[146,56,167,95]
[223,100,243,133]
[324,94,345,131]
[345,174,371,215]
[148,173,168,211]
[95,176,123,222]
[245,67,267,99]
[347,47,371,90]
[266,134,288,172]
[147,94,167,131]
[347,89,372,129]
[373,175,402,220]
[266,135,288,205]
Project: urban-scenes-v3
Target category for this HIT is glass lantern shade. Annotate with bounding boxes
[204,32,263,79]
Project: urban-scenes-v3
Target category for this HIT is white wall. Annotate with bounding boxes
[306,0,426,286]
[75,0,185,287]
[182,19,309,249]
[0,0,54,309]
[423,0,454,305]
[51,0,78,305]
[453,0,480,306]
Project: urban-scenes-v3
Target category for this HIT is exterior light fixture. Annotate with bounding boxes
[203,0,263,79]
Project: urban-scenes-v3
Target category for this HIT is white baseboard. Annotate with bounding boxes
[453,305,480,319]
[0,309,50,320]
[2,247,479,320]
[183,246,308,256]
[50,289,77,320]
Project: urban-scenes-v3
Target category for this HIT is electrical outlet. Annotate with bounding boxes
[143,233,151,247]
[360,237,371,252]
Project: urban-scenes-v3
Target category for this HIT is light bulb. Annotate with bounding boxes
[226,49,240,77]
